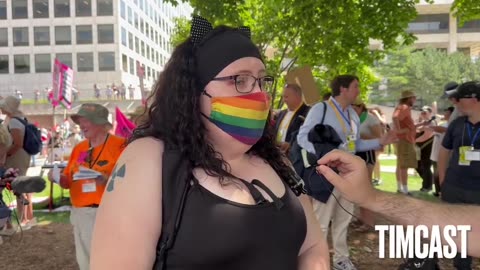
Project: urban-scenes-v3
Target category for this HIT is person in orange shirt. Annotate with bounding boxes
[392,91,427,195]
[48,103,125,270]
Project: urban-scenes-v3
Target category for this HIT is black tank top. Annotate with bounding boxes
[165,178,307,270]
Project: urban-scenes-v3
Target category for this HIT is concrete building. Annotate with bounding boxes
[371,0,480,58]
[0,0,192,100]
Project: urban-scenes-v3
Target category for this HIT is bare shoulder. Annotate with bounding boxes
[91,137,165,269]
[105,137,164,193]
[121,137,164,159]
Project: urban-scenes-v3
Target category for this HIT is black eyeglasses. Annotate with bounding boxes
[211,74,275,93]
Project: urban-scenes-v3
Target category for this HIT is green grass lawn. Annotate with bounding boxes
[379,159,398,167]
[376,172,439,203]
[2,182,71,224]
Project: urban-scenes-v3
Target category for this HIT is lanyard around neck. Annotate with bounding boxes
[88,134,110,168]
[467,122,480,147]
[328,99,352,135]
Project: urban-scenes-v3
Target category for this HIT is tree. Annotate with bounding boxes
[452,0,480,25]
[166,0,480,108]
[372,47,480,107]
[167,0,422,107]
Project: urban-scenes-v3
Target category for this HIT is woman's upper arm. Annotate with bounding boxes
[90,137,164,270]
[298,195,325,254]
[297,195,330,269]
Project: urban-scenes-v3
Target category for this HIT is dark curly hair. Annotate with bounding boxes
[129,26,292,185]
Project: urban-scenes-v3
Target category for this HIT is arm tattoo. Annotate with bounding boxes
[106,164,126,192]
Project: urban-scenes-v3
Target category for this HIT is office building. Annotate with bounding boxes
[370,0,480,58]
[0,0,193,99]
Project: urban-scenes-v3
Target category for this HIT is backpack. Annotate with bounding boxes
[12,117,42,155]
[289,101,335,202]
[153,144,306,270]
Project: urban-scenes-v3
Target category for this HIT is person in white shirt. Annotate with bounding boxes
[297,75,395,270]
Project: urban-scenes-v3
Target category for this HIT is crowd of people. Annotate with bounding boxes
[0,15,478,270]
[93,83,136,100]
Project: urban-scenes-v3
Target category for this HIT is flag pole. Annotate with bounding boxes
[48,104,56,212]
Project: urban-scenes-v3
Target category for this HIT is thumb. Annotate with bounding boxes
[317,165,343,188]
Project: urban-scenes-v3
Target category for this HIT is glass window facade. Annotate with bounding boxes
[56,53,72,68]
[0,28,7,46]
[54,0,70,17]
[77,52,94,72]
[12,0,28,19]
[14,54,30,73]
[55,26,71,45]
[34,26,50,46]
[13,27,29,46]
[97,0,113,16]
[76,25,93,44]
[33,0,49,18]
[0,55,8,74]
[35,54,51,73]
[0,1,6,20]
[98,52,115,71]
[98,24,114,43]
[75,0,92,17]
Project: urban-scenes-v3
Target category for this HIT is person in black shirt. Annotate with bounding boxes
[90,16,329,270]
[439,81,480,270]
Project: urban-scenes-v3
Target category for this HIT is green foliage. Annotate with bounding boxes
[171,17,191,47]
[452,0,480,25]
[168,0,423,108]
[372,47,480,107]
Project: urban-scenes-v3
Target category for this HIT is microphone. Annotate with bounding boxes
[11,176,46,194]
[427,116,436,123]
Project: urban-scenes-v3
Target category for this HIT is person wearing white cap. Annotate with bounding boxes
[0,96,33,228]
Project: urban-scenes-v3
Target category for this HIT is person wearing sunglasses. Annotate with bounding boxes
[91,16,329,270]
[47,103,125,270]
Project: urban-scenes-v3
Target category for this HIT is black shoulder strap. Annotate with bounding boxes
[153,144,191,270]
[320,101,327,125]
[12,117,28,126]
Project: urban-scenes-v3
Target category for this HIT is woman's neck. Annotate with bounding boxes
[89,132,109,147]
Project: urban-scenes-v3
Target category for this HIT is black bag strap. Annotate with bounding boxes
[12,117,28,126]
[320,101,327,125]
[153,145,192,270]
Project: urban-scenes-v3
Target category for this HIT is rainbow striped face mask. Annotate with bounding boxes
[204,92,270,145]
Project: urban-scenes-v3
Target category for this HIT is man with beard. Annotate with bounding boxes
[392,91,427,195]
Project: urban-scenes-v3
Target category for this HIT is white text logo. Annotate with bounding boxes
[375,225,470,259]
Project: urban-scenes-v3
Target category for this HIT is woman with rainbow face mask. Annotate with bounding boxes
[90,16,329,270]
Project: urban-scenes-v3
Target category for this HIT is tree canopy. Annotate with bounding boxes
[372,47,480,107]
[166,0,480,107]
